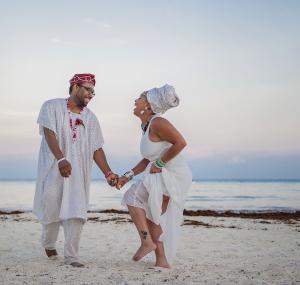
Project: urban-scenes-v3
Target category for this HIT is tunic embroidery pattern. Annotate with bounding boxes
[66,98,85,143]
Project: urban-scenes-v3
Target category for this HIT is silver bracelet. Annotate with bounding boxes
[123,170,134,181]
[57,157,66,164]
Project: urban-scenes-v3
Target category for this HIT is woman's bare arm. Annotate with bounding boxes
[151,117,187,163]
[131,158,150,175]
[116,158,150,189]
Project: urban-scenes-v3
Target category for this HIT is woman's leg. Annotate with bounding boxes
[147,195,171,268]
[127,205,157,261]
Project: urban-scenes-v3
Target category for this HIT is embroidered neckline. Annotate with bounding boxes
[66,98,85,143]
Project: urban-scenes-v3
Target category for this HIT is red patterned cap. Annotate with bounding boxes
[69,73,96,86]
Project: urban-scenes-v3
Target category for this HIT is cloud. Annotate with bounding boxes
[102,23,111,29]
[82,18,129,45]
[83,18,111,29]
[51,37,61,43]
[229,155,245,164]
[50,37,75,46]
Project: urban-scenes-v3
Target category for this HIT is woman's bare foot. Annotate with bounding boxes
[155,260,172,269]
[132,242,157,261]
[154,241,171,268]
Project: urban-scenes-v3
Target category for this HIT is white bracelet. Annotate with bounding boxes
[123,170,134,181]
[57,157,66,164]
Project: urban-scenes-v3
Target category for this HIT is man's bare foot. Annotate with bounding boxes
[70,262,85,268]
[45,249,58,258]
[132,243,157,261]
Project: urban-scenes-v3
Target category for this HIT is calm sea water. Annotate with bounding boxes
[0,180,299,213]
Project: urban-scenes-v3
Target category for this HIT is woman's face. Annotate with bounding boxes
[133,92,149,116]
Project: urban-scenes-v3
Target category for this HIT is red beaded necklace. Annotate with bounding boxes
[66,98,85,143]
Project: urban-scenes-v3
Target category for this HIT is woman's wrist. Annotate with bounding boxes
[155,158,166,169]
[122,170,134,181]
[160,157,166,164]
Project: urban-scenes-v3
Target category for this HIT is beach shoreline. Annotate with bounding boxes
[1,211,299,284]
[1,208,300,221]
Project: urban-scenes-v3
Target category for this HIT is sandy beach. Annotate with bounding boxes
[0,210,299,285]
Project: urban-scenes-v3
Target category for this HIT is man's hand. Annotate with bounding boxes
[58,159,72,177]
[106,173,119,187]
[116,176,129,190]
[150,162,162,174]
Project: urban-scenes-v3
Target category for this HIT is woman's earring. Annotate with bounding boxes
[140,107,148,115]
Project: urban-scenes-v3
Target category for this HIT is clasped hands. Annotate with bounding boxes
[106,162,162,190]
[105,173,129,190]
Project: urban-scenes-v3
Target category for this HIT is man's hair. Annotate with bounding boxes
[69,84,75,95]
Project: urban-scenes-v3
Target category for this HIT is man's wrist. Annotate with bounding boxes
[105,171,113,178]
[57,157,66,164]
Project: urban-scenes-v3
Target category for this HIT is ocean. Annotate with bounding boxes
[0,179,299,213]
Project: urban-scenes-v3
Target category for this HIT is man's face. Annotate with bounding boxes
[74,82,95,107]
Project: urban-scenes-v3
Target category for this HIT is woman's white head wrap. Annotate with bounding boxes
[146,84,179,114]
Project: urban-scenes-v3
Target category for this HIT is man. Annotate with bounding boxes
[33,73,118,267]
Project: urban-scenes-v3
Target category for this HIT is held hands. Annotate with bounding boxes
[106,173,128,190]
[106,172,119,187]
[115,170,134,190]
[115,163,162,191]
[58,159,72,177]
[116,176,129,190]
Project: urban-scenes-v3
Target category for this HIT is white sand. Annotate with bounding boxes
[0,212,299,285]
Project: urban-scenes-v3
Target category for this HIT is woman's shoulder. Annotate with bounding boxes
[151,116,172,130]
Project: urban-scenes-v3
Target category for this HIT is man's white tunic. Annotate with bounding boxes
[33,98,104,224]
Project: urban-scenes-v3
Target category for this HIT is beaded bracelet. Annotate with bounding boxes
[57,157,66,164]
[105,171,113,178]
[155,158,166,169]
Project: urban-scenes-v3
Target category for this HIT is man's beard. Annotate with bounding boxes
[79,99,87,107]
[74,92,87,108]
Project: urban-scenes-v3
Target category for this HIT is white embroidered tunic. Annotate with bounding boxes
[33,98,104,224]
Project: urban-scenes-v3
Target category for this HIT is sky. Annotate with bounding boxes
[0,0,299,179]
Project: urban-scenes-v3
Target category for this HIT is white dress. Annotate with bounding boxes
[33,98,104,224]
[122,114,192,263]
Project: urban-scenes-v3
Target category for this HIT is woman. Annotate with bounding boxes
[117,84,192,268]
